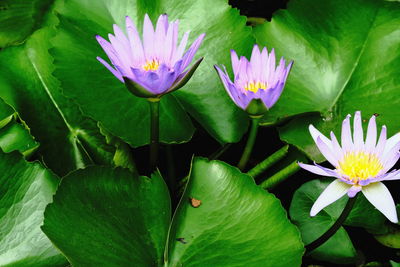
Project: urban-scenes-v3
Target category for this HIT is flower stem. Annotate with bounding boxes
[238,116,260,171]
[148,98,160,172]
[260,160,300,189]
[209,143,232,160]
[247,145,289,178]
[305,194,358,253]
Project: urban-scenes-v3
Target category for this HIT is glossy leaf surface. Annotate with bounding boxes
[42,167,171,266]
[51,0,254,147]
[167,158,304,266]
[253,0,400,161]
[0,151,67,266]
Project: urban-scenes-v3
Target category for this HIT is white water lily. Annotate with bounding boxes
[299,111,400,223]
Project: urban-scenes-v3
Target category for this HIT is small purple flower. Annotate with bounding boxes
[299,111,400,223]
[214,45,293,116]
[96,14,205,98]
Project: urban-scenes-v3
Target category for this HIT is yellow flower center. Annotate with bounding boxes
[337,151,383,182]
[142,59,160,71]
[244,81,267,93]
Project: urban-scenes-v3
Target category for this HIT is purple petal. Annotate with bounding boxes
[266,48,275,82]
[347,185,362,197]
[298,162,338,177]
[154,64,176,94]
[113,24,132,61]
[250,45,262,80]
[173,31,189,63]
[181,33,205,70]
[143,14,155,59]
[378,169,400,181]
[125,16,145,64]
[96,57,124,82]
[260,47,268,78]
[283,60,294,81]
[260,82,283,108]
[230,50,240,77]
[154,14,168,60]
[215,65,244,109]
[96,35,125,71]
[108,33,131,70]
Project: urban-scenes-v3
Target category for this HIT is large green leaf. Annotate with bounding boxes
[42,167,171,266]
[0,19,116,175]
[166,158,304,266]
[253,0,400,161]
[0,98,39,156]
[0,151,67,266]
[290,179,388,263]
[51,0,254,147]
[0,0,53,48]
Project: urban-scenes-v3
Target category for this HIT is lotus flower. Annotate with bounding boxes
[96,14,205,98]
[214,45,293,116]
[299,111,400,223]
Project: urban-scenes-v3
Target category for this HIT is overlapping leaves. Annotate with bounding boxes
[43,158,304,266]
[0,151,67,266]
[254,0,400,161]
[50,0,254,148]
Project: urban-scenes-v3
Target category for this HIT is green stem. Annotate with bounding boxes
[247,145,289,178]
[260,160,300,189]
[305,195,358,253]
[209,143,232,160]
[148,98,160,172]
[238,117,260,171]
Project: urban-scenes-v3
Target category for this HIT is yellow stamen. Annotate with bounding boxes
[337,151,383,182]
[244,81,267,93]
[142,59,160,71]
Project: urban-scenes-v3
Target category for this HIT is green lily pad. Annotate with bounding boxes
[0,98,38,156]
[0,151,67,266]
[253,0,400,161]
[42,167,171,266]
[0,0,53,48]
[51,0,254,148]
[290,179,389,263]
[43,158,304,266]
[167,158,304,266]
[0,21,116,175]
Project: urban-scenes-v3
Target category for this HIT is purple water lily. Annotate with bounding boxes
[214,45,293,116]
[299,111,400,223]
[96,14,205,98]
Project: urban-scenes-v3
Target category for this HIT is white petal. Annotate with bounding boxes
[365,115,377,152]
[353,111,364,150]
[310,180,351,216]
[362,182,398,223]
[309,125,333,150]
[298,162,336,177]
[330,131,343,157]
[375,126,387,157]
[341,114,353,151]
[316,137,338,166]
[383,132,400,157]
